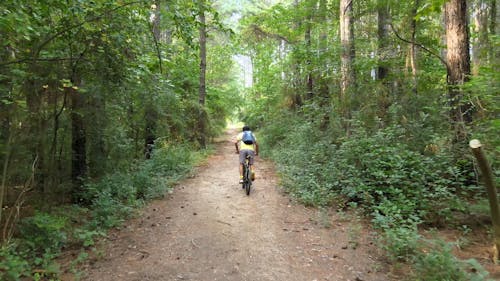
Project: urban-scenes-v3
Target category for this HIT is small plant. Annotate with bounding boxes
[380,226,420,262]
[412,240,489,281]
[69,251,89,277]
[17,212,68,258]
[0,244,30,281]
[73,228,104,248]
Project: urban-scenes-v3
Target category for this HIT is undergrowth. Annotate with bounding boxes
[259,111,493,281]
[0,144,202,280]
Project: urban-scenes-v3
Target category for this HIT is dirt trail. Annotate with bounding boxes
[77,130,391,281]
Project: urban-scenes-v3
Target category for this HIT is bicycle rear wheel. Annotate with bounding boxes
[243,163,251,195]
[245,179,251,195]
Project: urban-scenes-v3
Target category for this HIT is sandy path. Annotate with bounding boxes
[78,130,391,281]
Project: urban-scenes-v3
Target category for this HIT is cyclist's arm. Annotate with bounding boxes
[234,140,239,154]
[254,142,259,156]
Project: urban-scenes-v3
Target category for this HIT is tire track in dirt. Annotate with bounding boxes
[77,130,392,281]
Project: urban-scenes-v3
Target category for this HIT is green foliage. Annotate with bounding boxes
[381,225,421,262]
[0,244,30,281]
[262,114,472,227]
[412,240,489,281]
[136,144,194,200]
[17,212,68,258]
[0,143,200,279]
[237,0,498,279]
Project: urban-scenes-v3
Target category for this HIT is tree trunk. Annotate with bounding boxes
[305,0,314,99]
[491,0,499,68]
[88,93,106,176]
[377,0,390,81]
[472,0,490,75]
[198,0,207,148]
[469,140,500,263]
[409,0,418,93]
[70,78,86,203]
[0,49,12,162]
[340,0,355,134]
[24,62,46,191]
[144,106,157,159]
[445,0,472,140]
[493,0,499,38]
[152,0,161,41]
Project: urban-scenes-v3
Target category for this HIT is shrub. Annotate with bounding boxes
[17,212,68,258]
[0,244,30,281]
[136,144,194,200]
[412,240,489,281]
[380,225,421,262]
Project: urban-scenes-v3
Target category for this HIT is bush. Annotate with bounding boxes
[265,120,473,228]
[0,244,30,281]
[136,144,193,199]
[412,240,489,281]
[0,143,199,280]
[381,225,421,262]
[17,212,68,258]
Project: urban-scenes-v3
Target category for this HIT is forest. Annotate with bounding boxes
[0,0,499,280]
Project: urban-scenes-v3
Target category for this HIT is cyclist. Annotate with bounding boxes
[234,125,259,184]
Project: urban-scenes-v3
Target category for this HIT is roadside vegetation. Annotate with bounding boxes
[0,0,235,279]
[238,0,499,280]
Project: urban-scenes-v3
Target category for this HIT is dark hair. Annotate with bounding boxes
[242,125,250,131]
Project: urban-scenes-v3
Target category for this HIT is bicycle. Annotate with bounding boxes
[241,155,252,196]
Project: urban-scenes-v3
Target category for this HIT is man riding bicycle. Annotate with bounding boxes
[234,125,259,184]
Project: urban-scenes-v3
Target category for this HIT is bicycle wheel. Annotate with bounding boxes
[245,179,251,195]
[244,165,251,195]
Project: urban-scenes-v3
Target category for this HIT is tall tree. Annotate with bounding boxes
[198,0,208,148]
[144,2,162,159]
[472,0,490,75]
[408,0,419,93]
[339,0,355,134]
[376,0,390,81]
[305,0,314,99]
[70,75,86,202]
[445,0,472,139]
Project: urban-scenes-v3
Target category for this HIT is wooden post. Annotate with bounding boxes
[469,139,500,263]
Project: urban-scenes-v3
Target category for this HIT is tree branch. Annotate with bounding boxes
[35,1,147,57]
[0,0,148,67]
[389,23,450,72]
[0,57,91,67]
[249,24,295,44]
[148,21,163,74]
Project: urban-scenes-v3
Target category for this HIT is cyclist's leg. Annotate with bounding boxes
[247,150,256,180]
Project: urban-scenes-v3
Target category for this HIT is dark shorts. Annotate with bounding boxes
[239,149,255,165]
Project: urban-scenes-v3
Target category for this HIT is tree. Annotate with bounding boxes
[198,0,208,148]
[471,0,491,75]
[445,0,472,139]
[340,0,355,134]
[376,0,390,81]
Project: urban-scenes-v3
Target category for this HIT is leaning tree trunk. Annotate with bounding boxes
[340,0,355,135]
[445,0,472,140]
[469,140,500,263]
